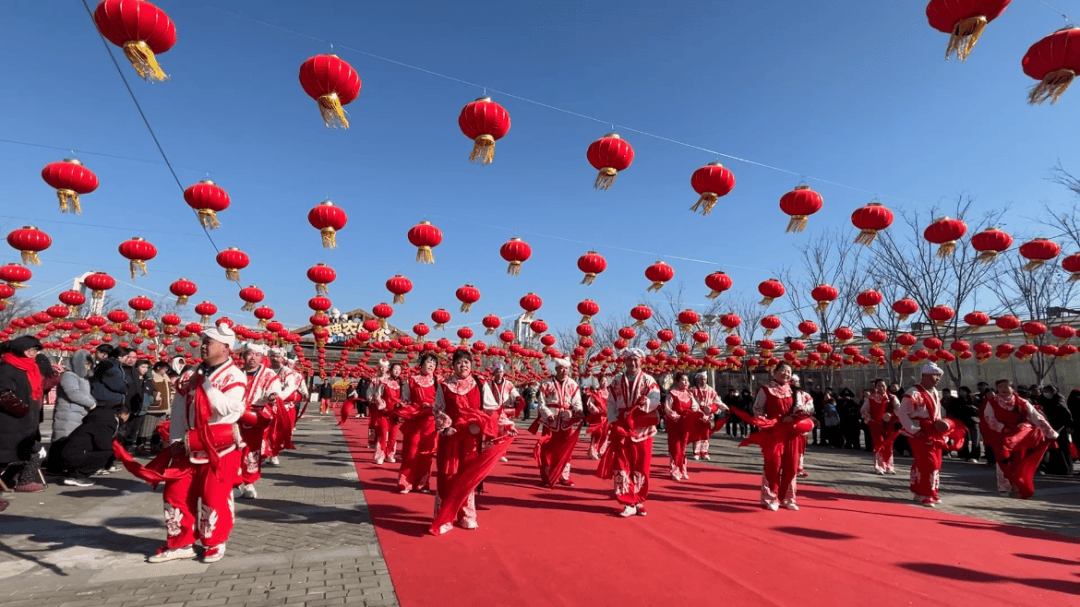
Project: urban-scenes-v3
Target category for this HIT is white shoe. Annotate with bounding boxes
[457,519,479,530]
[238,484,257,499]
[148,545,196,563]
[499,457,508,462]
[374,457,384,465]
[619,505,637,518]
[782,501,799,511]
[97,464,121,476]
[267,456,280,466]
[702,454,711,461]
[202,543,226,563]
[693,455,701,461]
[763,501,779,511]
[387,456,397,463]
[62,477,95,487]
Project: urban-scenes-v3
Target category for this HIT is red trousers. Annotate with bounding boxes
[908,435,942,499]
[666,419,690,479]
[868,422,896,472]
[238,425,265,485]
[372,412,399,462]
[612,437,652,506]
[761,436,800,505]
[397,414,437,491]
[162,450,241,549]
[535,427,579,486]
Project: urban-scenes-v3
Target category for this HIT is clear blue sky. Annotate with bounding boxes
[1,0,1078,338]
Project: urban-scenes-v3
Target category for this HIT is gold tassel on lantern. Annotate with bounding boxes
[759,296,774,307]
[764,328,774,337]
[785,215,809,233]
[225,268,240,282]
[523,311,534,321]
[594,168,618,190]
[135,310,147,321]
[57,189,82,214]
[435,321,446,330]
[416,246,435,264]
[123,40,169,82]
[20,251,40,265]
[196,209,221,230]
[854,229,878,246]
[469,135,496,165]
[976,251,998,264]
[316,283,329,296]
[317,93,349,129]
[460,303,473,313]
[862,305,877,316]
[320,227,337,248]
[815,301,830,313]
[241,301,256,312]
[689,192,720,216]
[580,314,593,324]
[257,319,267,328]
[1029,68,1075,105]
[129,260,148,279]
[581,273,597,285]
[485,326,496,335]
[199,313,211,324]
[936,242,957,258]
[175,294,189,305]
[393,294,405,304]
[1069,272,1080,283]
[379,318,387,329]
[946,16,989,61]
[1022,259,1046,272]
[506,261,521,276]
[646,280,665,293]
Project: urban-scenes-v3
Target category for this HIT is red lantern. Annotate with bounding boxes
[867,329,888,344]
[586,133,634,190]
[408,221,442,264]
[93,0,176,82]
[413,323,430,342]
[897,333,918,349]
[169,278,197,306]
[677,309,700,332]
[758,279,785,307]
[456,327,474,345]
[1018,238,1060,271]
[850,202,894,246]
[361,319,379,333]
[456,285,481,313]
[892,298,919,321]
[797,320,819,339]
[578,299,600,324]
[834,326,854,343]
[531,320,550,335]
[1052,324,1076,343]
[699,271,732,300]
[308,200,348,248]
[926,0,1012,61]
[6,227,51,265]
[42,158,98,214]
[58,290,86,315]
[307,263,336,296]
[645,261,674,292]
[499,238,531,276]
[253,306,274,328]
[576,251,607,285]
[576,324,594,338]
[298,54,362,128]
[928,305,955,327]
[216,247,250,282]
[924,217,967,257]
[964,311,990,327]
[970,228,1012,263]
[431,309,451,330]
[719,313,741,334]
[856,289,883,315]
[499,330,515,344]
[482,314,502,335]
[519,292,542,321]
[1022,321,1048,342]
[540,334,556,348]
[458,97,511,165]
[385,275,413,304]
[118,236,157,279]
[183,180,230,230]
[238,286,264,312]
[46,305,69,320]
[1062,253,1080,281]
[617,326,635,341]
[630,305,653,328]
[689,163,736,216]
[194,301,217,325]
[725,334,742,352]
[83,271,115,300]
[760,315,782,336]
[1022,27,1080,105]
[372,303,394,328]
[810,284,838,313]
[778,185,823,233]
[128,296,154,320]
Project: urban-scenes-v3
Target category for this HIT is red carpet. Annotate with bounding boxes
[341,419,1078,607]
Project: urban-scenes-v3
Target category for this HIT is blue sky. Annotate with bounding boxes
[1,0,1078,340]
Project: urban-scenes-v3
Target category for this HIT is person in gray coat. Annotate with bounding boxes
[52,350,96,442]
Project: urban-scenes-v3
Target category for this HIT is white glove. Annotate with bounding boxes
[38,446,47,459]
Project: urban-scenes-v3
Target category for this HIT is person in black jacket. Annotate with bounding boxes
[47,406,130,486]
[1038,386,1073,476]
[948,386,981,462]
[90,345,127,410]
[0,336,46,494]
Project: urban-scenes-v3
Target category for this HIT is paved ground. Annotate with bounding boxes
[1,411,1076,607]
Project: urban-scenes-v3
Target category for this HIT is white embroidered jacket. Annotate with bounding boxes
[170,361,247,443]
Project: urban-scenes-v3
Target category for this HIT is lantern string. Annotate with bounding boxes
[1032,0,1073,23]
[79,0,223,257]
[214,6,913,205]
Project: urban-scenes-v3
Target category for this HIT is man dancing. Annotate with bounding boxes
[268,348,305,465]
[535,358,584,487]
[484,363,523,463]
[897,363,960,507]
[236,343,282,500]
[599,348,661,517]
[982,379,1058,498]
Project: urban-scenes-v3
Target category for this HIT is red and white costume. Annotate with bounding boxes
[584,384,610,460]
[982,392,1057,498]
[487,376,524,422]
[534,373,584,487]
[861,391,900,474]
[274,360,307,437]
[898,384,946,502]
[370,372,403,464]
[748,381,814,509]
[598,369,661,509]
[664,388,700,480]
[238,363,283,488]
[164,361,246,551]
[396,373,438,493]
[431,374,514,535]
[688,381,727,459]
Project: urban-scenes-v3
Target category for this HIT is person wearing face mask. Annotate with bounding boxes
[396,353,439,494]
[983,380,1058,497]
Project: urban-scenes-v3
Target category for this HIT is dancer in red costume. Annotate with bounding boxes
[268,348,305,464]
[396,353,439,494]
[598,348,661,517]
[663,372,699,481]
[236,343,282,500]
[687,371,727,461]
[790,375,815,478]
[431,350,516,535]
[150,325,246,564]
[741,363,815,511]
[584,374,610,460]
[534,358,584,487]
[861,379,900,475]
[897,363,958,507]
[982,379,1058,498]
[370,361,403,465]
[484,363,523,463]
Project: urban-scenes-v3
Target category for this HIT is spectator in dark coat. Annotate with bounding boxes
[947,386,981,462]
[47,406,129,486]
[90,345,126,409]
[0,336,46,493]
[1038,386,1073,476]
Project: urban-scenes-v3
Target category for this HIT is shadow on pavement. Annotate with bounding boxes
[898,562,1080,596]
[771,525,858,540]
[0,515,157,576]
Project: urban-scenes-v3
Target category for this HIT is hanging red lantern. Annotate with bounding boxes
[499,330,515,344]
[1022,27,1080,104]
[928,305,955,327]
[83,271,115,300]
[361,319,379,333]
[970,227,1012,263]
[117,236,157,279]
[482,314,502,335]
[924,217,968,257]
[689,163,736,216]
[46,305,69,320]
[586,133,634,190]
[183,180,230,229]
[1022,321,1048,341]
[372,303,394,328]
[58,290,86,315]
[42,158,98,214]
[677,309,700,332]
[810,284,838,312]
[456,327,474,345]
[519,292,542,321]
[576,251,607,285]
[169,278,197,305]
[617,326,635,342]
[458,97,511,165]
[253,306,274,328]
[408,221,442,264]
[797,320,819,339]
[308,200,348,248]
[719,313,741,334]
[540,334,556,348]
[867,329,888,345]
[431,309,451,330]
[758,279,786,307]
[382,275,412,305]
[308,296,332,318]
[576,324,594,338]
[499,237,531,276]
[1018,238,1060,271]
[6,227,51,266]
[1051,324,1076,343]
[896,334,918,349]
[964,311,990,327]
[298,54,362,128]
[834,327,855,343]
[760,315,782,337]
[856,289,883,315]
[645,261,674,292]
[629,304,653,328]
[455,284,481,313]
[778,185,823,233]
[238,285,264,312]
[216,247,250,282]
[704,271,732,299]
[128,296,154,320]
[926,0,1012,61]
[724,334,742,352]
[892,298,919,321]
[93,0,176,82]
[306,263,337,296]
[578,299,600,324]
[413,323,430,342]
[850,201,894,246]
[194,301,218,324]
[1062,253,1080,281]
[531,320,550,335]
